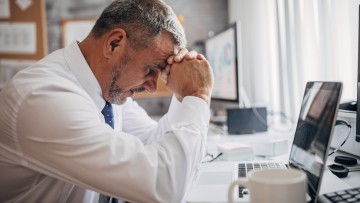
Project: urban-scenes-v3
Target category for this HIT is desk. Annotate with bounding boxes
[205,129,360,195]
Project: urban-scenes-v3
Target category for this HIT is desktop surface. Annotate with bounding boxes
[201,130,359,201]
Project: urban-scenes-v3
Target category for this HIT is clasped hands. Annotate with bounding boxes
[160,48,214,105]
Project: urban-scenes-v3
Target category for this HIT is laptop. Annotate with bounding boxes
[186,81,343,203]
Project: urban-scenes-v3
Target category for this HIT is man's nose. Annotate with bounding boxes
[143,80,158,93]
[143,73,159,93]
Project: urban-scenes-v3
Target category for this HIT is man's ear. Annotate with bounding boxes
[103,28,127,59]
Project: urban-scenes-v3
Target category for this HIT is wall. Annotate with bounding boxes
[46,0,229,115]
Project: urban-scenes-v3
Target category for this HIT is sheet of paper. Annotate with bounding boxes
[63,20,95,47]
[0,22,36,54]
[0,0,10,18]
[15,0,32,11]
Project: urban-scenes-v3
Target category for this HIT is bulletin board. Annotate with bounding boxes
[0,0,48,60]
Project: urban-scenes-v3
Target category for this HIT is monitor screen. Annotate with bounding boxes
[357,5,360,141]
[205,23,239,103]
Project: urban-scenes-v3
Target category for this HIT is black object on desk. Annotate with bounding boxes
[328,155,360,178]
[335,156,358,166]
[339,101,357,112]
[226,107,267,134]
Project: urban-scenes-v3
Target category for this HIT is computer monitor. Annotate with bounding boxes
[205,22,242,113]
[356,5,360,142]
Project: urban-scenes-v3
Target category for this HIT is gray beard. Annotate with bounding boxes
[108,68,127,105]
[108,66,146,105]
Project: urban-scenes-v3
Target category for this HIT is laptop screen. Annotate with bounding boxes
[289,81,342,202]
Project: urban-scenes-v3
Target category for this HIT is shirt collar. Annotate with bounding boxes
[63,41,105,110]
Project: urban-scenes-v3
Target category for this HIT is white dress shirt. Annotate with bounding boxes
[0,41,210,203]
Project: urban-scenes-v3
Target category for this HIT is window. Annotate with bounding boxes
[229,0,359,123]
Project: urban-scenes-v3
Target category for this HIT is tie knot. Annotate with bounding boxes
[101,101,114,129]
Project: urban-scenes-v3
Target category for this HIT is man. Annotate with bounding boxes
[0,0,213,202]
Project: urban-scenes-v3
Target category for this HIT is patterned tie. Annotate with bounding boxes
[101,101,118,203]
[102,101,114,129]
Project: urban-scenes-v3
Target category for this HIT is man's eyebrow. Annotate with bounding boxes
[157,64,165,71]
[154,51,174,71]
[156,60,168,71]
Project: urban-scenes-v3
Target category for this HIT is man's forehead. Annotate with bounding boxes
[153,43,178,61]
[138,33,180,68]
[154,31,181,53]
[150,50,175,71]
[168,47,178,58]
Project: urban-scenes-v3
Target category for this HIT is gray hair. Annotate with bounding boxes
[91,0,187,49]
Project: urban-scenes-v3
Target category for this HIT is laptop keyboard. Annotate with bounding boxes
[237,162,286,198]
[238,162,285,178]
[321,187,360,203]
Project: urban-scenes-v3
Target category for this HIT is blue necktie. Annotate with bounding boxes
[102,101,114,129]
[101,101,118,203]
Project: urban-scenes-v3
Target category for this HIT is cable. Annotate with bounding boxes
[328,119,352,156]
[202,152,223,163]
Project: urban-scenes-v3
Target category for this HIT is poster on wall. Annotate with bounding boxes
[61,19,96,47]
[0,0,10,18]
[0,22,36,54]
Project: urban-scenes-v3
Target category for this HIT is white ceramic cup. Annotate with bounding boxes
[228,168,307,203]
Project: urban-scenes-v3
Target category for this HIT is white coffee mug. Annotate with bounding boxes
[228,168,307,203]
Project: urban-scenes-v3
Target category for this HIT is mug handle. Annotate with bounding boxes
[228,179,248,203]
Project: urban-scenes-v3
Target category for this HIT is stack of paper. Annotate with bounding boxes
[217,142,254,161]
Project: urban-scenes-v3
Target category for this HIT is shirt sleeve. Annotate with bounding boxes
[119,98,158,143]
[122,96,207,145]
[16,84,210,203]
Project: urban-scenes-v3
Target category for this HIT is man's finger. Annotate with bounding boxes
[184,51,198,59]
[167,55,175,65]
[196,54,206,60]
[174,48,189,62]
[160,64,171,82]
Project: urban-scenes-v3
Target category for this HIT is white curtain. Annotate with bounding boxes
[229,0,359,124]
